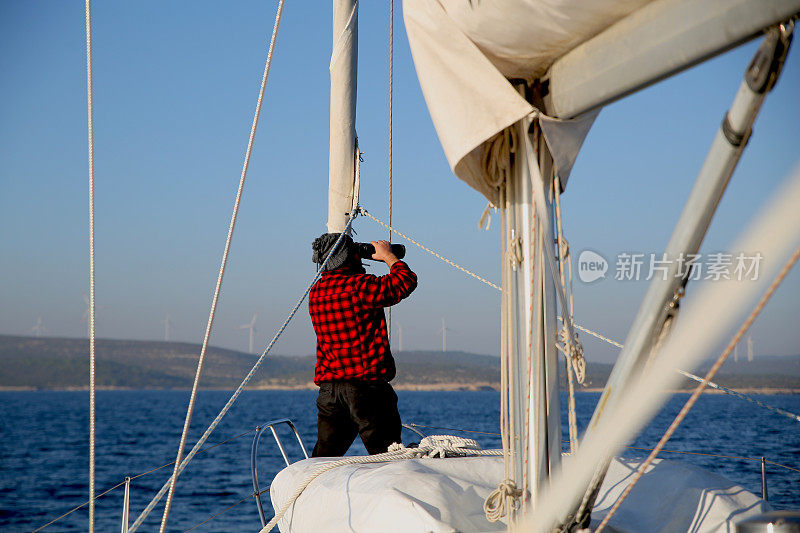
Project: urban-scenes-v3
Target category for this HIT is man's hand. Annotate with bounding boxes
[371,240,399,268]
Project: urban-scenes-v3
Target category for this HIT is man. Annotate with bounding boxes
[309,233,417,456]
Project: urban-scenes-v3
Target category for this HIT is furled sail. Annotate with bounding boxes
[402,0,646,200]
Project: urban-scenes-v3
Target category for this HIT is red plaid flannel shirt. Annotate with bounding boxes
[309,261,417,384]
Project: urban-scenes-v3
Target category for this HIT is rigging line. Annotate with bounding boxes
[625,447,800,474]
[32,480,127,533]
[677,369,800,423]
[182,489,269,533]
[363,206,796,425]
[130,213,357,532]
[359,208,502,291]
[407,423,501,436]
[595,242,800,533]
[32,430,256,533]
[83,0,97,529]
[129,429,257,481]
[387,0,394,344]
[158,2,286,531]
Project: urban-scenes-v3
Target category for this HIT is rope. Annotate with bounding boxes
[158,3,285,530]
[569,320,624,349]
[556,318,800,424]
[407,423,500,436]
[626,447,800,474]
[677,369,800,422]
[595,242,800,533]
[83,0,97,529]
[359,208,502,291]
[484,479,523,523]
[364,206,796,429]
[130,212,356,532]
[261,436,502,532]
[32,480,126,533]
[387,0,394,343]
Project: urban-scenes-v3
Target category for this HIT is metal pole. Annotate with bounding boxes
[327,0,359,233]
[761,457,769,501]
[566,24,793,530]
[544,0,800,119]
[121,477,130,533]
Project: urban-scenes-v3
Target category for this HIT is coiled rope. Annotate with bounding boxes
[157,3,286,530]
[130,212,355,532]
[595,242,800,533]
[83,0,97,529]
[484,479,523,523]
[260,436,502,532]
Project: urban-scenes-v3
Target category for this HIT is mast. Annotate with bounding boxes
[500,84,562,524]
[328,0,359,233]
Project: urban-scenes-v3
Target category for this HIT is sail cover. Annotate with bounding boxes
[403,0,651,200]
[269,455,768,532]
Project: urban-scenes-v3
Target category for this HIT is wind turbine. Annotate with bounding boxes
[394,320,403,352]
[163,313,172,342]
[437,317,455,352]
[747,334,754,362]
[81,293,90,337]
[238,313,258,354]
[30,315,46,338]
[81,292,107,338]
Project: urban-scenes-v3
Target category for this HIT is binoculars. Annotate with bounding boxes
[355,242,406,261]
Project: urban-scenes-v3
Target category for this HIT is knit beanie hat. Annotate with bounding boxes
[312,233,355,271]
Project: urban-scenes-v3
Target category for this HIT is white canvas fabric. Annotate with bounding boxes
[270,455,768,532]
[403,0,651,200]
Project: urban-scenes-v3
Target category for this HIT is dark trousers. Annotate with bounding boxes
[312,380,402,457]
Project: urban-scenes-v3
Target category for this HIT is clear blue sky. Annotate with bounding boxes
[1,1,798,362]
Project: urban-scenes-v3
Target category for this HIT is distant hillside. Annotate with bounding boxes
[1,335,797,391]
[0,335,502,390]
[0,335,308,390]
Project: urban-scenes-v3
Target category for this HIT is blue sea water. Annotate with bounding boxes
[1,390,798,532]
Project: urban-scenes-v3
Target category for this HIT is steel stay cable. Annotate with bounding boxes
[32,480,126,533]
[595,243,800,533]
[362,209,798,426]
[159,2,286,530]
[359,207,502,291]
[30,429,255,532]
[625,447,800,474]
[677,369,800,422]
[130,213,357,532]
